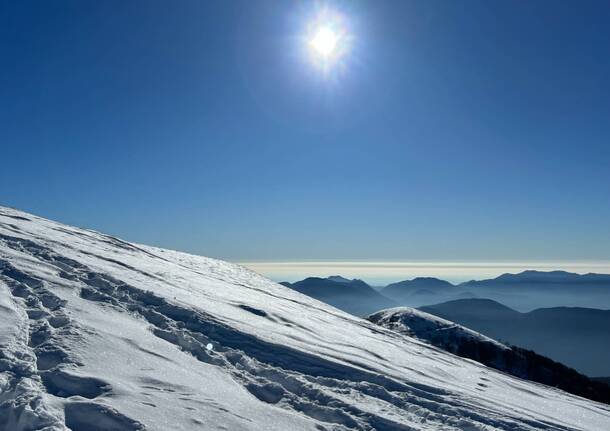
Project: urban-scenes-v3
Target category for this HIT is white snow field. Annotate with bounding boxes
[1,206,609,431]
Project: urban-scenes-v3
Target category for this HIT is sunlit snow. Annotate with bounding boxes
[1,206,609,430]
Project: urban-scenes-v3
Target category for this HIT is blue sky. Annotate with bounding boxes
[1,1,610,266]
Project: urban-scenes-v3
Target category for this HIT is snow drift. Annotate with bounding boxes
[1,206,610,430]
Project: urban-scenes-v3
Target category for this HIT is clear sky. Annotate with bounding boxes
[2,1,610,267]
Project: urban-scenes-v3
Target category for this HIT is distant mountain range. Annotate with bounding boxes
[420,298,610,377]
[462,270,610,287]
[282,272,610,376]
[283,270,610,314]
[458,270,610,310]
[381,277,457,302]
[368,307,610,405]
[280,276,396,316]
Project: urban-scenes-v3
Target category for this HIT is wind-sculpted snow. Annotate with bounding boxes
[1,207,610,430]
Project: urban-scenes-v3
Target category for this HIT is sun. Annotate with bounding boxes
[310,26,338,57]
[304,8,351,71]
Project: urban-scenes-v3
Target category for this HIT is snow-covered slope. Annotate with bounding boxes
[1,206,610,431]
[367,307,509,352]
[367,307,610,405]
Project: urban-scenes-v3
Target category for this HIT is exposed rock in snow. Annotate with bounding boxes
[1,206,610,430]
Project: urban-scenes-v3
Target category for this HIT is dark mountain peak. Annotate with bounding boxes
[300,276,326,283]
[520,270,573,276]
[382,277,454,301]
[280,276,394,316]
[385,277,454,290]
[411,277,455,286]
[326,276,372,289]
[496,270,578,282]
[288,276,371,289]
[461,270,610,288]
[327,275,352,283]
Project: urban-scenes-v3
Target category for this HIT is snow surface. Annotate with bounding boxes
[1,206,610,431]
[367,307,509,351]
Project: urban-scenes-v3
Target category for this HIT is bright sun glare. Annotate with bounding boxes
[310,27,338,57]
[305,8,351,71]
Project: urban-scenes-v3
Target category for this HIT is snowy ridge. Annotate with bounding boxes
[367,307,509,350]
[1,206,610,430]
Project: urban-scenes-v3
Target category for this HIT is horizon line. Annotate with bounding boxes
[238,260,610,269]
[239,260,610,283]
